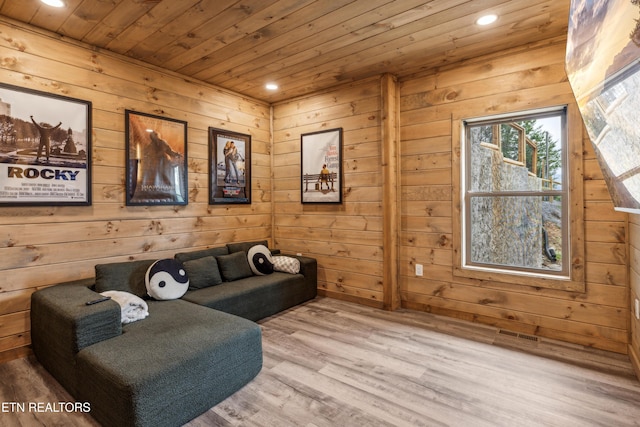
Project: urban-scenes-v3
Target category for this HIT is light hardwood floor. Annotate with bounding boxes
[2,297,640,426]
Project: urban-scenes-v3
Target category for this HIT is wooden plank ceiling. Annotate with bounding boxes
[0,0,570,103]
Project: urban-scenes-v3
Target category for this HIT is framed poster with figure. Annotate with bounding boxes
[125,110,188,206]
[0,83,92,206]
[209,127,251,204]
[301,128,342,204]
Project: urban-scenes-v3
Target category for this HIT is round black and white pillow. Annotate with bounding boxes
[145,259,189,300]
[247,244,274,275]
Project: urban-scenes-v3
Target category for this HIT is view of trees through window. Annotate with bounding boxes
[499,121,563,190]
[465,110,566,276]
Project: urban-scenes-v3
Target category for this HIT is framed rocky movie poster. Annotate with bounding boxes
[0,83,92,206]
[301,128,342,204]
[125,110,188,206]
[208,127,251,204]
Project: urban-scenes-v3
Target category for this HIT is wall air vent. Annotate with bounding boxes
[496,329,540,346]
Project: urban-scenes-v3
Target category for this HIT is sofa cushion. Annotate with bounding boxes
[31,283,122,397]
[174,246,229,263]
[182,272,308,322]
[216,251,253,282]
[145,259,189,300]
[76,299,262,427]
[247,244,274,276]
[95,259,156,298]
[226,240,268,254]
[182,256,223,289]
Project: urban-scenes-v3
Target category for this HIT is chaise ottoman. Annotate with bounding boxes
[75,299,262,427]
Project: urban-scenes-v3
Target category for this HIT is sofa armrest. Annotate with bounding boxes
[292,255,315,275]
[289,255,318,300]
[31,281,122,396]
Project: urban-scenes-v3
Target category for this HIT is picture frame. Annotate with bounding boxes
[208,127,251,204]
[301,128,342,204]
[0,83,92,206]
[125,110,188,206]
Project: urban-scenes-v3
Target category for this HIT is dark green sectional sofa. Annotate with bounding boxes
[30,241,317,427]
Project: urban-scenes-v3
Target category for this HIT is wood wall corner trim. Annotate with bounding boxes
[381,73,401,310]
[629,344,640,381]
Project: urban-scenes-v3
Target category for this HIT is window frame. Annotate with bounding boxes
[452,105,585,292]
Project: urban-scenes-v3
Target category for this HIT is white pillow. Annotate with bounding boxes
[273,256,301,274]
[145,259,189,300]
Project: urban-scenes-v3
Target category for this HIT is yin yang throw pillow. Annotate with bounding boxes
[247,244,274,275]
[145,259,189,300]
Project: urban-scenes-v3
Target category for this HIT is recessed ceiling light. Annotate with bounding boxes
[41,0,65,7]
[476,14,498,26]
[265,83,279,90]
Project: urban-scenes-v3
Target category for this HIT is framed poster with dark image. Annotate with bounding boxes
[209,127,251,204]
[301,128,342,204]
[125,110,188,206]
[0,83,92,206]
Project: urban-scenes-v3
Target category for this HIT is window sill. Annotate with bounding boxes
[453,264,586,293]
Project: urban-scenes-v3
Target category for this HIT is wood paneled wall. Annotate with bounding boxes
[0,20,271,362]
[270,36,631,354]
[0,19,633,364]
[272,77,386,307]
[398,37,630,354]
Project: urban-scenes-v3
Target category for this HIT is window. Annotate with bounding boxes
[461,107,569,279]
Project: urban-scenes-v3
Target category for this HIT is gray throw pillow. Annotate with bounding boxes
[226,240,268,254]
[182,256,223,290]
[174,246,229,263]
[216,251,254,281]
[95,259,156,298]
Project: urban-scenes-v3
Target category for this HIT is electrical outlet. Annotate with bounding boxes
[415,263,423,276]
[635,299,640,320]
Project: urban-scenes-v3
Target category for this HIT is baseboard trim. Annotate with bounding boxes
[0,346,32,364]
[317,289,384,309]
[629,345,640,381]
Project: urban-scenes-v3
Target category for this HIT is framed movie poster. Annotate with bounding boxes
[0,83,92,206]
[301,128,342,204]
[125,110,188,206]
[208,127,251,204]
